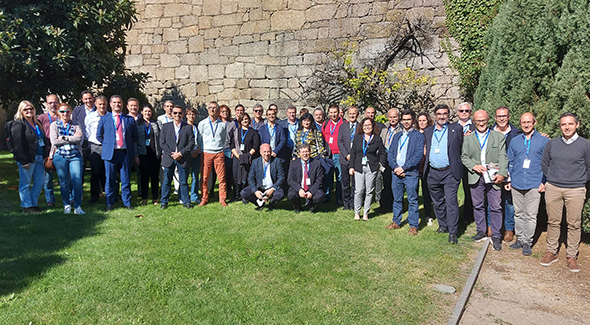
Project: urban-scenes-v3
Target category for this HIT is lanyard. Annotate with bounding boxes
[209,118,219,137]
[27,121,42,138]
[165,116,170,123]
[433,124,447,146]
[475,129,490,150]
[387,127,396,146]
[363,135,373,156]
[302,130,310,143]
[145,122,151,137]
[59,120,71,136]
[524,134,532,157]
[267,123,275,138]
[399,132,409,151]
[113,114,123,131]
[174,122,183,142]
[350,123,356,142]
[48,113,59,124]
[241,128,249,143]
[329,119,339,135]
[192,125,197,139]
[263,161,269,176]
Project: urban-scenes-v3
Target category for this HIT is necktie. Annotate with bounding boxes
[116,114,124,148]
[303,161,309,191]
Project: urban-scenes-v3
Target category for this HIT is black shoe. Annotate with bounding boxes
[437,227,449,234]
[160,204,168,209]
[242,199,248,205]
[294,208,300,214]
[89,197,99,204]
[448,234,458,244]
[267,201,277,210]
[125,206,135,211]
[472,231,488,242]
[183,203,193,209]
[510,241,523,249]
[492,237,502,251]
[105,206,113,212]
[522,244,532,256]
[309,204,317,213]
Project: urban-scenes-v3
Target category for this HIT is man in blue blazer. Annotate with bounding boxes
[287,144,324,213]
[96,95,139,211]
[423,104,464,244]
[337,106,359,210]
[258,107,288,161]
[386,110,425,235]
[241,144,285,210]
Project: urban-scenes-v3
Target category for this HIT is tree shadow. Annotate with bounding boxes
[0,155,106,297]
[158,84,207,120]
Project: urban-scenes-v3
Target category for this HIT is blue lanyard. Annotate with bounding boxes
[329,119,339,135]
[289,123,297,136]
[524,134,531,157]
[192,125,197,139]
[241,128,249,143]
[350,123,356,142]
[399,132,409,151]
[463,123,470,134]
[387,127,396,145]
[302,130,310,143]
[267,123,275,138]
[363,135,373,156]
[165,116,170,123]
[27,121,42,138]
[263,161,269,176]
[145,122,151,137]
[174,122,183,142]
[113,114,123,131]
[209,118,219,137]
[475,129,490,150]
[433,125,447,146]
[59,120,71,136]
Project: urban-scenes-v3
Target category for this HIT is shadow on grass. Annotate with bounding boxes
[0,154,106,296]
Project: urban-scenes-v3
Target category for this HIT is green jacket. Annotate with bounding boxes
[461,129,508,189]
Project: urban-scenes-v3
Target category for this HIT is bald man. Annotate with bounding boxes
[241,144,285,210]
[461,110,508,251]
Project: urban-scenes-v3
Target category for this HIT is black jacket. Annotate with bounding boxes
[349,133,387,172]
[11,120,49,164]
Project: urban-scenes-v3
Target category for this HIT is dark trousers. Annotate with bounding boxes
[287,187,324,209]
[427,168,460,235]
[462,167,474,222]
[379,166,393,211]
[241,186,285,206]
[471,176,502,238]
[104,149,131,207]
[139,150,160,201]
[89,143,105,200]
[340,161,355,209]
[421,174,432,219]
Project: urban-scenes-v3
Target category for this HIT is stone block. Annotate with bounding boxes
[144,58,160,65]
[240,89,253,100]
[160,54,180,67]
[221,0,238,14]
[396,0,417,9]
[202,1,221,15]
[303,53,325,65]
[263,0,286,11]
[260,32,276,41]
[204,28,220,39]
[352,3,371,17]
[190,65,208,82]
[157,67,175,80]
[232,35,254,45]
[239,41,269,56]
[250,79,276,88]
[175,66,190,79]
[266,66,285,79]
[406,8,435,21]
[236,79,249,89]
[258,56,287,66]
[179,25,199,38]
[245,64,267,79]
[288,56,303,65]
[163,4,194,17]
[208,64,225,79]
[248,7,263,20]
[141,45,153,54]
[295,28,318,40]
[297,66,313,77]
[188,36,205,53]
[305,4,338,22]
[341,18,361,37]
[288,0,311,10]
[222,45,239,56]
[180,53,199,65]
[159,18,172,28]
[209,85,224,94]
[359,14,384,23]
[199,16,212,29]
[218,88,241,101]
[223,78,237,88]
[125,55,143,67]
[168,40,188,54]
[197,82,210,96]
[200,48,221,65]
[239,0,262,9]
[212,13,243,27]
[163,28,179,42]
[270,11,305,31]
[220,25,239,37]
[360,22,394,38]
[251,88,270,100]
[334,4,348,19]
[226,62,244,78]
[128,45,141,55]
[144,4,164,18]
[138,33,154,45]
[180,83,197,98]
[372,2,389,15]
[386,10,404,22]
[181,15,199,27]
[269,88,280,100]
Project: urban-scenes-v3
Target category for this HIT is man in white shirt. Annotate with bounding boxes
[85,95,108,203]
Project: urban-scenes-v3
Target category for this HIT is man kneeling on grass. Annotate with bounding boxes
[241,144,285,210]
[287,144,324,213]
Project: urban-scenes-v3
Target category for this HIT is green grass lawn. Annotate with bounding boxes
[0,152,475,324]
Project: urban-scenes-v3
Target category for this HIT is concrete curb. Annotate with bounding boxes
[447,239,490,325]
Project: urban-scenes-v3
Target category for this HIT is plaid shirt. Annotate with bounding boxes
[56,121,79,159]
[292,128,326,159]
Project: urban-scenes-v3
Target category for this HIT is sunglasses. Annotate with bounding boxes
[172,111,183,115]
[254,110,262,113]
[458,110,471,113]
[59,110,70,113]
[23,107,34,111]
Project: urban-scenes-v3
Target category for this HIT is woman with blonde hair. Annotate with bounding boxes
[11,100,49,213]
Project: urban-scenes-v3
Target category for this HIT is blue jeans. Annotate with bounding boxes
[105,149,132,207]
[190,155,201,203]
[392,175,420,228]
[44,170,55,204]
[161,161,189,205]
[17,155,46,208]
[53,152,83,208]
[324,154,342,204]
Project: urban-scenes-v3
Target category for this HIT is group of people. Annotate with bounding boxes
[10,93,588,272]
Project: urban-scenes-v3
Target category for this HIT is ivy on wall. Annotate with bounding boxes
[442,0,504,101]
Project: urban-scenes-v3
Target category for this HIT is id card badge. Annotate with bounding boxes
[38,138,45,147]
[362,156,367,165]
[396,153,401,161]
[523,158,531,169]
[329,137,333,144]
[434,147,440,154]
[306,179,311,186]
[116,132,120,142]
[240,144,245,151]
[145,139,150,146]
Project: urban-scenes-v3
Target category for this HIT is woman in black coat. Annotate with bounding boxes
[230,113,260,198]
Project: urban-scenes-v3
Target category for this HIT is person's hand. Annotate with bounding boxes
[473,165,487,174]
[538,183,546,193]
[464,130,472,136]
[493,174,505,184]
[265,188,275,197]
[346,154,350,161]
[255,191,264,199]
[134,157,140,165]
[349,168,354,176]
[304,192,313,199]
[394,167,404,176]
[191,150,198,158]
[22,163,30,170]
[298,189,306,198]
[504,182,512,191]
[271,152,277,157]
[74,130,83,137]
[540,132,550,138]
[171,151,182,161]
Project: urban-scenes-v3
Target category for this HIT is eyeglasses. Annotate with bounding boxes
[458,110,471,113]
[172,111,183,115]
[401,118,413,121]
[59,110,70,113]
[208,106,217,110]
[254,110,262,113]
[495,115,508,118]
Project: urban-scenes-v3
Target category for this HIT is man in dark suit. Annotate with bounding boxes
[258,107,288,161]
[159,105,194,209]
[337,106,359,210]
[423,104,464,244]
[457,102,477,225]
[96,95,139,211]
[241,144,285,210]
[287,144,324,213]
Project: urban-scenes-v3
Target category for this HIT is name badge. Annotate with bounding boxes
[362,156,367,165]
[329,137,333,144]
[145,139,150,146]
[38,138,45,147]
[397,153,401,161]
[434,147,440,154]
[523,158,531,169]
[240,144,245,151]
[116,132,120,142]
[306,179,311,186]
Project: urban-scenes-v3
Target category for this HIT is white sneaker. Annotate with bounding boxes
[74,207,86,215]
[64,205,72,214]
[427,218,433,226]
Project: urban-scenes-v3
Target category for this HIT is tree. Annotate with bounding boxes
[0,0,147,107]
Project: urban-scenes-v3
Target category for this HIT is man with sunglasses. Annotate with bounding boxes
[457,102,476,225]
[96,95,139,211]
[38,94,63,207]
[251,104,265,131]
[198,101,228,207]
[160,105,194,209]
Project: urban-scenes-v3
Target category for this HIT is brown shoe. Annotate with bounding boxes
[409,227,418,236]
[220,201,228,207]
[540,252,559,266]
[487,226,492,237]
[504,230,514,242]
[385,222,401,230]
[567,257,580,273]
[198,200,208,207]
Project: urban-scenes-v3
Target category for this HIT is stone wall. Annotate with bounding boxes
[125,0,460,114]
